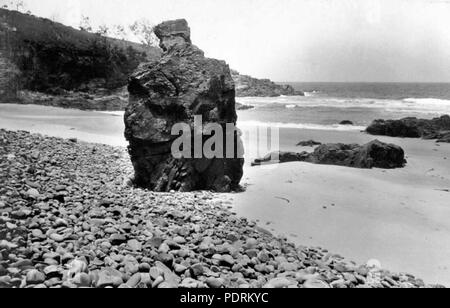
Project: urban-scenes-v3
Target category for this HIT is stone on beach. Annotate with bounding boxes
[26,270,46,285]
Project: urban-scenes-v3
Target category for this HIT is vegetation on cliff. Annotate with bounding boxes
[0,8,160,103]
[0,8,303,110]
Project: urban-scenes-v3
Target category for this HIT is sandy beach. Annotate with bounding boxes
[0,104,127,146]
[232,129,450,286]
[1,103,450,285]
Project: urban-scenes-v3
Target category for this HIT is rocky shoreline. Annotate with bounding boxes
[0,129,442,288]
[232,70,304,97]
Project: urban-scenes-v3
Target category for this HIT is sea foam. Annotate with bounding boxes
[239,120,366,131]
[237,96,450,115]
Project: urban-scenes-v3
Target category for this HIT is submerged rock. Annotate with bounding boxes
[124,19,244,192]
[296,140,322,147]
[252,140,406,169]
[366,115,450,140]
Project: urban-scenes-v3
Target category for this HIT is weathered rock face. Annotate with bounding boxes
[124,19,244,192]
[366,115,450,140]
[154,19,191,51]
[252,140,406,169]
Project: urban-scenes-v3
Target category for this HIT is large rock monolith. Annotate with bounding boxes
[124,19,244,192]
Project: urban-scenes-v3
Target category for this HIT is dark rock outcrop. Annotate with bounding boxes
[124,19,244,192]
[308,140,406,169]
[0,8,160,108]
[252,152,309,166]
[339,120,354,125]
[231,70,304,97]
[437,133,450,143]
[296,140,322,147]
[252,140,406,169]
[366,115,450,140]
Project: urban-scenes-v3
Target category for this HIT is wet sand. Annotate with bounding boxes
[0,104,126,146]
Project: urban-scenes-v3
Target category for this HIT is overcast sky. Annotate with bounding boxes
[3,0,450,82]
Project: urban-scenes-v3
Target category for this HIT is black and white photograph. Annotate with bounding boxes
[1,0,450,293]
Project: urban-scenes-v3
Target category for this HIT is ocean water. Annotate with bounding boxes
[236,82,450,131]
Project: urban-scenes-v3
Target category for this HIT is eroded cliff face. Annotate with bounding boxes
[0,8,160,108]
[124,19,244,192]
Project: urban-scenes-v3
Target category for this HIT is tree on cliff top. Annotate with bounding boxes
[96,24,109,37]
[2,0,26,12]
[112,24,128,41]
[129,18,158,47]
[79,15,93,32]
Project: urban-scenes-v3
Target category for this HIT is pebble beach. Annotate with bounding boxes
[0,129,443,288]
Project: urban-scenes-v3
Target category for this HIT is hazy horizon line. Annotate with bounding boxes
[276,81,450,84]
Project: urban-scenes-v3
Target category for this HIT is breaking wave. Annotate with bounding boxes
[239,120,366,131]
[237,96,450,115]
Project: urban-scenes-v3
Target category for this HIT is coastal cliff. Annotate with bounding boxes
[0,8,160,109]
[1,9,303,110]
[232,70,304,97]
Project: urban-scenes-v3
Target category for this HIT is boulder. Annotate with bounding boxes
[252,140,406,169]
[366,115,450,140]
[339,120,354,125]
[124,19,244,192]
